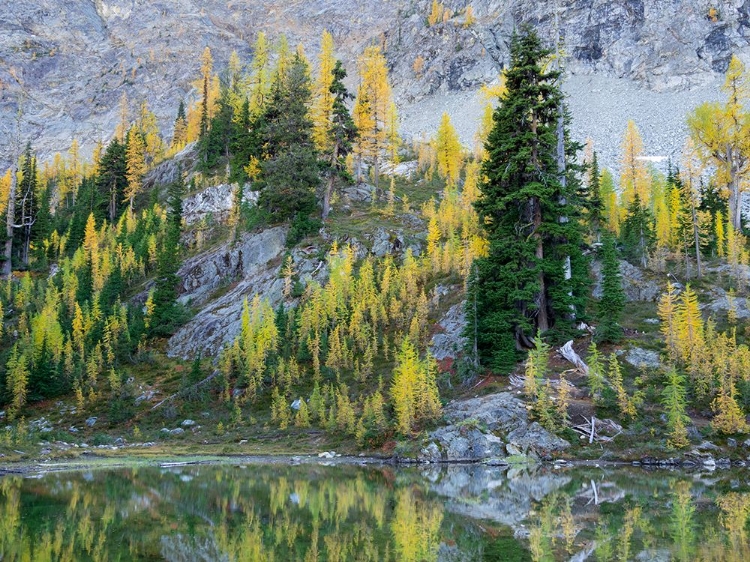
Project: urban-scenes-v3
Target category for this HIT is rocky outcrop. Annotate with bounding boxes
[591,259,661,302]
[707,286,750,319]
[419,393,570,463]
[181,184,259,226]
[167,227,287,358]
[623,347,662,369]
[143,143,199,190]
[429,302,467,361]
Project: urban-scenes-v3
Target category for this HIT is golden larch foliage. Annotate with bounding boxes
[619,120,650,210]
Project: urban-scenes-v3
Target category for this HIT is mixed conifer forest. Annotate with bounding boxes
[3,20,750,461]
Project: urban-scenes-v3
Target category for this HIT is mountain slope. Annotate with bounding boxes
[1,0,748,171]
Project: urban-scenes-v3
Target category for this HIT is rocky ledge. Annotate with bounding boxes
[417,392,570,464]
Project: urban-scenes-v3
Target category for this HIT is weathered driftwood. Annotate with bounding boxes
[559,340,589,375]
[570,416,623,443]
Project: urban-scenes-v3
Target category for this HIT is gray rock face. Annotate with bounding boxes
[707,287,750,318]
[420,393,569,462]
[369,228,402,257]
[168,226,287,358]
[425,426,506,462]
[429,302,467,361]
[3,0,745,177]
[181,184,259,227]
[624,347,662,369]
[176,226,286,307]
[592,259,661,302]
[143,143,199,189]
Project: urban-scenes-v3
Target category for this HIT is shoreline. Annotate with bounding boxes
[0,449,742,477]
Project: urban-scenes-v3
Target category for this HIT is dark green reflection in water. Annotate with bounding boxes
[1,463,750,561]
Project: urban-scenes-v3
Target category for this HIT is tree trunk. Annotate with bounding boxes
[109,181,117,223]
[730,165,743,231]
[322,143,340,220]
[556,102,575,318]
[534,196,549,332]
[2,162,17,278]
[691,202,702,278]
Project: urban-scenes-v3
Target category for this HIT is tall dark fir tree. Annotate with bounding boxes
[468,27,588,372]
[149,164,186,337]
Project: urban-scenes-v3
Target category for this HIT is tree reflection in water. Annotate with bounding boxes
[0,464,749,561]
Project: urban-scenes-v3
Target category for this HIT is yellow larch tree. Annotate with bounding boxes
[427,0,445,25]
[716,210,726,257]
[6,345,28,421]
[712,373,749,434]
[135,100,164,165]
[680,138,705,277]
[433,112,463,186]
[600,168,620,234]
[620,120,650,211]
[658,282,679,361]
[66,138,81,204]
[115,92,129,142]
[391,338,441,434]
[464,5,476,26]
[474,75,506,160]
[352,45,397,189]
[675,284,704,364]
[249,32,272,114]
[688,55,750,231]
[0,169,10,218]
[608,353,637,419]
[311,30,336,153]
[124,132,146,211]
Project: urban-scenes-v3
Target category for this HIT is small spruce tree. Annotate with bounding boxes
[596,234,625,343]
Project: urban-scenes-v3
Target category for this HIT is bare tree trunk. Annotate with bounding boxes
[534,196,549,332]
[322,143,340,220]
[2,162,17,278]
[109,181,117,223]
[691,202,702,278]
[730,168,743,231]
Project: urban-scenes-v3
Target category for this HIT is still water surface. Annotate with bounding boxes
[1,461,750,560]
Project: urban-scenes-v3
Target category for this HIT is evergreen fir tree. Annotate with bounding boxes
[257,53,320,243]
[95,138,128,222]
[620,193,655,268]
[583,151,604,240]
[199,85,235,173]
[14,143,38,267]
[322,60,357,220]
[148,165,185,337]
[596,233,625,343]
[171,100,188,149]
[32,182,52,267]
[467,26,587,372]
[229,98,261,185]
